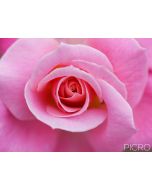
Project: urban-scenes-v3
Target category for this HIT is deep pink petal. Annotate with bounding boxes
[53,77,89,116]
[55,130,93,152]
[86,38,148,107]
[0,38,17,56]
[48,80,89,117]
[85,80,136,151]
[0,38,59,120]
[146,70,152,95]
[0,101,58,152]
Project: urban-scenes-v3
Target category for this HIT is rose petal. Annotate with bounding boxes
[57,38,85,44]
[48,80,90,117]
[0,101,58,152]
[37,65,103,101]
[85,80,136,151]
[25,84,107,132]
[0,38,17,56]
[146,70,152,96]
[54,130,93,152]
[71,59,127,98]
[0,38,59,120]
[136,38,152,69]
[53,77,87,114]
[86,38,148,107]
[127,73,152,146]
[30,42,113,89]
[52,77,80,113]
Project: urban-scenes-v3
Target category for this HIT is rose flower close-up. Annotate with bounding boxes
[0,38,152,152]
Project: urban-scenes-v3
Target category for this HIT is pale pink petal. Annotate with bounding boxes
[57,38,85,44]
[127,38,152,146]
[136,38,152,69]
[85,80,136,151]
[86,38,148,107]
[71,59,127,98]
[127,73,152,146]
[0,101,58,152]
[0,38,59,120]
[30,43,113,88]
[136,39,152,98]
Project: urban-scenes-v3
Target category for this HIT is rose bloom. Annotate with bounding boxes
[0,38,151,152]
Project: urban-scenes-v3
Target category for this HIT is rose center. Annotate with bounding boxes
[70,83,77,92]
[55,77,85,110]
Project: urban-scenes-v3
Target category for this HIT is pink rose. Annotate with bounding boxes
[0,38,151,152]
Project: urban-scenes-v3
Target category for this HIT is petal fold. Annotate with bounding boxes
[86,38,148,107]
[85,80,136,151]
[0,38,58,120]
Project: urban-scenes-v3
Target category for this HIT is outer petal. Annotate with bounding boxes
[55,130,93,152]
[29,42,113,88]
[57,38,85,44]
[136,38,152,69]
[146,70,152,95]
[126,39,152,147]
[0,38,59,120]
[71,60,127,98]
[0,101,58,152]
[85,80,136,151]
[127,73,152,146]
[86,38,148,107]
[0,38,17,56]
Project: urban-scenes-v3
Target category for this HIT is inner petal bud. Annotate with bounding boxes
[59,77,82,98]
[58,77,85,108]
